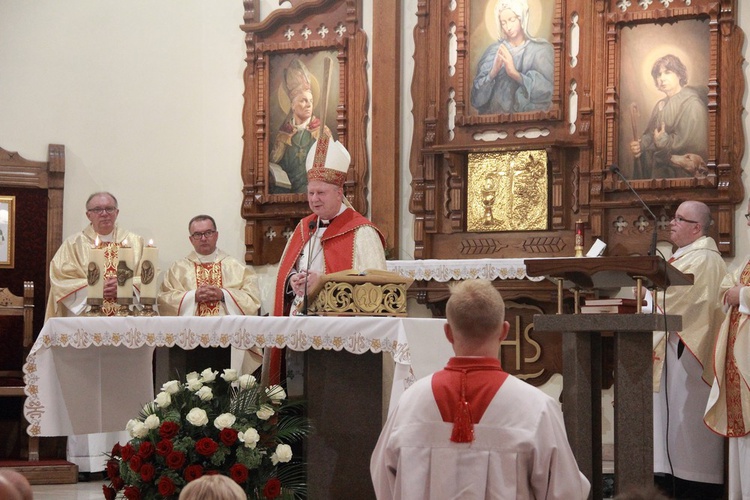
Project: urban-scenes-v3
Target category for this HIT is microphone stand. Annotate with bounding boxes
[610,165,658,256]
[301,219,317,315]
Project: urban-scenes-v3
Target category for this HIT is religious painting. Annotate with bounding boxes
[0,196,15,268]
[468,0,556,117]
[467,150,547,232]
[268,51,340,195]
[617,19,710,180]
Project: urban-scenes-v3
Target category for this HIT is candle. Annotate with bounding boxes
[87,237,104,302]
[575,220,584,257]
[140,241,158,301]
[117,240,135,301]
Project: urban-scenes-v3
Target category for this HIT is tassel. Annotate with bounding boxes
[450,370,474,443]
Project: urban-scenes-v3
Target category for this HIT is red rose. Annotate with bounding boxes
[156,439,173,456]
[106,458,120,479]
[166,450,186,470]
[229,463,249,484]
[123,485,141,500]
[195,437,219,457]
[219,427,239,446]
[157,476,176,497]
[159,421,180,439]
[128,455,142,473]
[111,442,122,457]
[263,477,282,499]
[102,485,117,500]
[138,440,155,459]
[183,464,204,482]
[140,463,156,483]
[112,476,125,490]
[121,443,135,461]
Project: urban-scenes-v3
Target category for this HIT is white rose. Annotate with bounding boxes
[186,407,209,427]
[161,380,181,395]
[256,404,275,420]
[144,414,160,430]
[271,444,293,465]
[186,371,200,383]
[125,419,139,433]
[213,413,236,430]
[266,385,287,403]
[195,386,213,401]
[154,391,171,408]
[239,428,260,449]
[200,368,218,383]
[130,421,148,439]
[187,379,203,392]
[237,374,257,389]
[221,369,239,382]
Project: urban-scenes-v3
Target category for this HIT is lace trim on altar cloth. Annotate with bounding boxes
[386,259,544,283]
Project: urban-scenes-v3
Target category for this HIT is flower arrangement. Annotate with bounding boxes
[103,368,311,500]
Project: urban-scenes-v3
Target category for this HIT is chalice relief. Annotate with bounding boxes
[481,173,500,225]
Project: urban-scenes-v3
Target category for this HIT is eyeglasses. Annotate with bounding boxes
[671,215,699,225]
[190,230,216,240]
[87,207,117,215]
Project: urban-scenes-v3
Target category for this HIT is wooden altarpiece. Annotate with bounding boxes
[409,0,744,308]
[240,0,369,265]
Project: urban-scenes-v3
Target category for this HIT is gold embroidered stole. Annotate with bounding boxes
[101,242,119,316]
[194,262,223,316]
[725,261,750,436]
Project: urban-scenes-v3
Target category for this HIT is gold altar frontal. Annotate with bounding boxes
[307,269,413,316]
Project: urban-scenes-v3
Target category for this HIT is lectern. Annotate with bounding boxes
[524,256,692,499]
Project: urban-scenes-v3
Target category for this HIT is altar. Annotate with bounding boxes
[22,315,447,497]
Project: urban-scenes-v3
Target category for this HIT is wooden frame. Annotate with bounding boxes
[593,0,744,256]
[240,0,368,265]
[406,0,743,313]
[0,195,16,268]
[0,145,66,297]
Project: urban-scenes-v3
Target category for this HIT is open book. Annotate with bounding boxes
[269,162,291,190]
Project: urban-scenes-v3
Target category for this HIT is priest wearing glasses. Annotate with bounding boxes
[44,191,144,478]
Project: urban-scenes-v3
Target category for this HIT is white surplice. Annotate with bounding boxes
[370,374,590,500]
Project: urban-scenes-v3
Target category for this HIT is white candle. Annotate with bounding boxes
[140,241,158,300]
[87,238,104,301]
[117,241,135,300]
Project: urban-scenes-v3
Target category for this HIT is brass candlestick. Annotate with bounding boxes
[575,219,584,257]
[116,297,133,316]
[136,297,158,317]
[85,298,104,316]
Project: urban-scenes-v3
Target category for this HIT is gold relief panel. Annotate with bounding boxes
[467,150,548,232]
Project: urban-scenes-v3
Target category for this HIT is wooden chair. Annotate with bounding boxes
[0,282,38,461]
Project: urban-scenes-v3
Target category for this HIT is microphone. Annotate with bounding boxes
[609,164,658,256]
[301,219,317,315]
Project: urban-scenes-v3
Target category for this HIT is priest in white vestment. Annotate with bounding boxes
[648,200,726,497]
[704,199,750,500]
[370,279,590,500]
[45,192,144,476]
[158,214,262,372]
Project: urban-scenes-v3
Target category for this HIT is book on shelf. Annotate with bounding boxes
[583,297,644,307]
[580,304,639,314]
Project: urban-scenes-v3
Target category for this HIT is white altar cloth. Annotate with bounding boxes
[23,315,445,437]
[386,258,545,282]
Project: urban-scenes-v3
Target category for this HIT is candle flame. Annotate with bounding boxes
[122,238,130,247]
[148,239,155,247]
[93,236,100,248]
